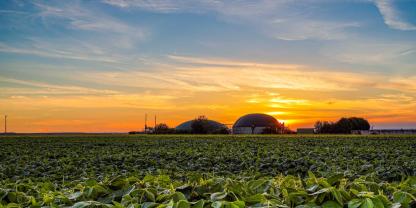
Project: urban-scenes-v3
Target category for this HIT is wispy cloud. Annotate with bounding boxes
[102,0,360,41]
[35,1,145,36]
[0,1,148,64]
[382,76,416,92]
[374,0,416,31]
[0,42,123,63]
[321,39,416,71]
[103,0,185,12]
[82,54,416,96]
[168,55,302,69]
[270,19,360,41]
[79,55,382,93]
[0,76,119,96]
[102,0,281,14]
[0,9,29,15]
[0,1,149,64]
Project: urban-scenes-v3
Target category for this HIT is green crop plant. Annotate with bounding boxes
[0,134,415,207]
[0,174,415,207]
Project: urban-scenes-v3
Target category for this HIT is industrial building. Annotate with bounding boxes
[175,119,227,133]
[232,113,283,134]
[297,128,315,134]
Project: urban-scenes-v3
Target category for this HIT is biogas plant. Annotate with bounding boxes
[232,113,285,134]
[175,113,286,134]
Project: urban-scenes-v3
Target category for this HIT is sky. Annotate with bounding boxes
[1,0,416,133]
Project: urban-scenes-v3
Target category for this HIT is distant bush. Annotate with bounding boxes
[315,117,370,134]
[191,116,209,134]
[153,123,175,134]
[191,116,229,134]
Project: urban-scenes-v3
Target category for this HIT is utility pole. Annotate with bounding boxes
[154,115,157,128]
[144,114,148,133]
[4,115,7,134]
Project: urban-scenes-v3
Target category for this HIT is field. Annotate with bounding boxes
[0,134,415,207]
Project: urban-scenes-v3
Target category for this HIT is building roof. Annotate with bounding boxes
[233,113,280,128]
[175,119,226,132]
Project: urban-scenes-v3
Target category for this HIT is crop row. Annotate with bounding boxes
[1,173,415,208]
[0,135,415,183]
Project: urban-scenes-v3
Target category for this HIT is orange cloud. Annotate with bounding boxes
[1,56,416,132]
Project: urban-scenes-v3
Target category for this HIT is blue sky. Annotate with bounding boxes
[1,0,416,132]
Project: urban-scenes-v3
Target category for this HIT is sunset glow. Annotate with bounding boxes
[1,0,416,132]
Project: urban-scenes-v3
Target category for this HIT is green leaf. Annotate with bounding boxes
[360,198,374,208]
[142,202,159,208]
[176,200,190,208]
[167,200,175,208]
[211,192,227,201]
[5,203,20,208]
[311,188,331,196]
[71,201,92,208]
[307,171,316,180]
[42,193,54,204]
[390,203,401,208]
[230,200,245,208]
[69,192,83,200]
[247,179,272,194]
[85,179,98,186]
[348,199,363,208]
[322,200,342,208]
[393,191,412,205]
[331,189,343,205]
[242,194,266,204]
[172,192,187,202]
[145,190,156,202]
[70,201,113,208]
[371,197,384,208]
[7,192,17,203]
[211,201,222,208]
[112,201,125,208]
[191,200,204,208]
[306,185,319,193]
[296,204,320,208]
[327,174,344,185]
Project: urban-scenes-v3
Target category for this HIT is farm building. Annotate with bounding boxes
[175,119,227,133]
[232,113,283,134]
[297,128,315,134]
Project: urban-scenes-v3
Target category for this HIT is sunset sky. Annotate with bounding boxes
[1,0,416,132]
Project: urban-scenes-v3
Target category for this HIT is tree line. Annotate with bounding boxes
[130,116,371,134]
[314,117,370,134]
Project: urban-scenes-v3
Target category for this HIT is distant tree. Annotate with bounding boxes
[315,121,334,133]
[250,124,256,134]
[191,116,210,134]
[261,123,291,134]
[315,117,370,134]
[282,126,296,134]
[349,117,370,131]
[334,118,351,134]
[315,121,324,133]
[153,123,175,134]
[190,116,229,134]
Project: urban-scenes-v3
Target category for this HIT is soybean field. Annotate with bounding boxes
[0,135,415,207]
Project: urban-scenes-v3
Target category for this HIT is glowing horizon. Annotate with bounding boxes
[1,0,416,133]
